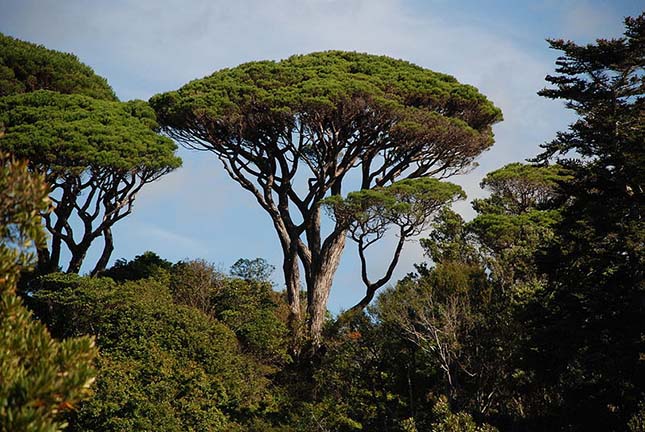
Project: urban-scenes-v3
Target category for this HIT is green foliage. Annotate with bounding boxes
[170,258,222,316]
[527,14,645,431]
[0,154,49,281]
[283,400,364,432]
[0,294,97,432]
[0,34,181,274]
[0,33,116,100]
[420,209,479,265]
[376,261,489,396]
[211,278,290,364]
[151,51,501,145]
[0,91,180,173]
[310,313,412,431]
[0,90,181,273]
[326,178,465,230]
[101,251,173,283]
[30,273,276,431]
[430,396,497,432]
[463,163,567,303]
[472,163,571,215]
[170,258,289,364]
[469,210,559,250]
[151,51,502,336]
[230,257,275,282]
[282,281,501,431]
[406,161,572,427]
[0,154,97,432]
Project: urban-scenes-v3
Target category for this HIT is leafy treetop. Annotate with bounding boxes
[230,257,276,282]
[0,90,182,274]
[536,14,644,202]
[152,51,502,180]
[473,162,571,215]
[151,51,502,340]
[326,178,465,310]
[0,90,180,173]
[0,32,117,100]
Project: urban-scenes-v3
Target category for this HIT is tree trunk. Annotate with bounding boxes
[348,287,377,314]
[49,234,62,272]
[36,245,53,274]
[306,234,346,343]
[66,238,92,274]
[66,251,85,274]
[283,246,302,330]
[48,187,76,273]
[90,227,114,276]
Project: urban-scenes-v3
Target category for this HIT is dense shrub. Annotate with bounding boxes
[29,273,277,431]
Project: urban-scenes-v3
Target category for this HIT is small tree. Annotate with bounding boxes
[325,177,465,311]
[0,91,181,274]
[151,51,502,340]
[472,162,570,215]
[468,163,570,294]
[230,257,275,282]
[376,261,486,403]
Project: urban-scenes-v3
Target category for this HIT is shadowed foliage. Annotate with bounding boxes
[528,14,645,431]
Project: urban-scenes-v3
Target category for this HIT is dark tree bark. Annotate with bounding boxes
[91,226,114,276]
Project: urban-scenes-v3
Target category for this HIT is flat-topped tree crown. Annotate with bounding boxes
[0,91,180,173]
[153,51,501,183]
[0,90,181,274]
[151,51,502,342]
[472,162,572,215]
[0,34,181,275]
[0,32,116,100]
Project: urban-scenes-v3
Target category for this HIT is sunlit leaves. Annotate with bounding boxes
[0,154,97,432]
[0,33,116,101]
[325,178,465,242]
[0,91,180,174]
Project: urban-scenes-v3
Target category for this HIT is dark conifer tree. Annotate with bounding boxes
[531,14,644,431]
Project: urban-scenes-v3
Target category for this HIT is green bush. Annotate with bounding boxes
[30,274,277,431]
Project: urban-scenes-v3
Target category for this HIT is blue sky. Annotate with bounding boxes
[1,0,642,312]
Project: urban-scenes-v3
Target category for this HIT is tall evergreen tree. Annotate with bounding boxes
[531,13,644,431]
[151,51,502,341]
